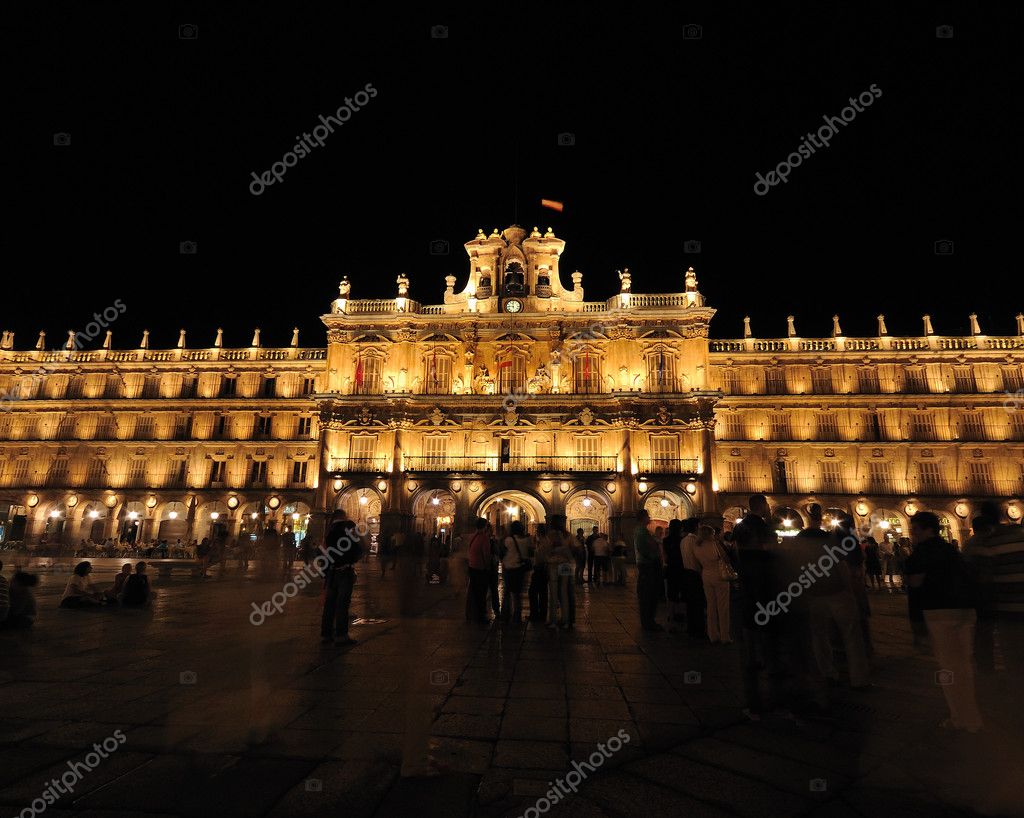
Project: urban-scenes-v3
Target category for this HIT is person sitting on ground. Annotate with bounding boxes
[3,571,39,628]
[104,563,133,603]
[60,562,105,608]
[121,562,152,607]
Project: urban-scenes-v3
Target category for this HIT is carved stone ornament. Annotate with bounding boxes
[578,407,595,426]
[655,405,672,426]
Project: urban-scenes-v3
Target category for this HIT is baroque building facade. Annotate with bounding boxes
[1,224,1022,550]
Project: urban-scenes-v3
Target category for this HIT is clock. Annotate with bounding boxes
[504,298,523,314]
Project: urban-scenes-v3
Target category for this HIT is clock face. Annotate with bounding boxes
[505,298,523,314]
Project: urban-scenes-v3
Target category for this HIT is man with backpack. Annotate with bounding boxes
[906,511,982,732]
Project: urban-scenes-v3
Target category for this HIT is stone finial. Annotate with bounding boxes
[832,315,842,337]
[103,330,112,350]
[66,330,76,350]
[743,316,752,338]
[177,329,187,349]
[922,315,934,336]
[544,226,555,238]
[969,313,981,336]
[786,316,797,337]
[36,331,46,350]
[140,330,150,349]
[530,226,541,238]
[251,328,261,347]
[214,328,223,348]
[877,314,888,336]
[0,331,12,349]
[1017,313,1024,335]
[571,271,583,291]
[290,328,300,347]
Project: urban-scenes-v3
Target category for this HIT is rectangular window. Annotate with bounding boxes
[717,413,743,440]
[215,415,228,439]
[46,458,69,487]
[249,460,267,484]
[765,368,786,395]
[422,436,447,470]
[911,413,936,441]
[858,368,880,394]
[424,352,453,394]
[255,415,272,439]
[104,375,124,399]
[820,461,843,493]
[646,353,676,393]
[66,376,84,399]
[354,356,383,394]
[1011,412,1024,441]
[291,460,308,485]
[574,436,601,470]
[210,460,226,484]
[87,458,107,487]
[95,415,117,439]
[967,462,992,494]
[57,414,77,439]
[349,435,377,470]
[650,435,679,471]
[905,368,928,394]
[12,459,30,485]
[868,461,894,493]
[917,461,943,493]
[721,369,738,395]
[136,416,155,440]
[818,412,839,441]
[262,377,277,397]
[297,416,312,437]
[811,368,832,394]
[960,412,985,441]
[573,354,601,394]
[180,377,197,398]
[128,459,147,488]
[726,460,747,489]
[507,435,526,468]
[221,377,237,397]
[142,376,161,399]
[303,377,317,395]
[497,355,526,394]
[953,367,976,394]
[1002,366,1023,392]
[168,459,187,487]
[770,412,790,441]
[174,414,192,440]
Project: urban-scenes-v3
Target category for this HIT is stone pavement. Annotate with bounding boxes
[1,557,1022,818]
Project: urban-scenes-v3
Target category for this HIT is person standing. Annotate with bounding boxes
[661,519,685,627]
[320,515,362,646]
[680,517,706,637]
[0,561,9,625]
[466,518,492,624]
[591,529,611,587]
[800,504,871,691]
[906,512,982,732]
[528,524,550,623]
[611,534,628,586]
[280,527,296,579]
[547,528,576,629]
[633,510,664,632]
[692,523,733,644]
[573,528,587,586]
[585,525,599,585]
[863,536,883,591]
[501,521,531,623]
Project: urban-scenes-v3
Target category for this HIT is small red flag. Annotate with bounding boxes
[355,359,364,386]
[583,355,591,379]
[497,360,513,369]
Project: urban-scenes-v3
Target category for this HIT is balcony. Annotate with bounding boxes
[403,455,617,473]
[637,457,700,475]
[330,456,387,473]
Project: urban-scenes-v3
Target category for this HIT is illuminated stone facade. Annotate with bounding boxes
[1,225,1022,548]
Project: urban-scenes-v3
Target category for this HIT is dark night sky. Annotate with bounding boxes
[9,2,1020,349]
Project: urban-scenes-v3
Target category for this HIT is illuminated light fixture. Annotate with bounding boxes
[210,511,220,520]
[251,512,259,520]
[782,518,793,528]
[359,494,369,506]
[638,481,648,493]
[377,480,387,492]
[168,510,178,520]
[431,495,440,506]
[855,501,869,517]
[268,496,281,509]
[830,518,840,528]
[127,511,138,520]
[1008,504,1022,521]
[146,495,157,509]
[292,512,300,521]
[735,517,743,524]
[660,497,669,508]
[50,509,62,518]
[105,495,117,508]
[89,509,100,519]
[227,495,239,509]
[685,481,697,495]
[583,496,592,508]
[879,520,890,530]
[333,478,344,492]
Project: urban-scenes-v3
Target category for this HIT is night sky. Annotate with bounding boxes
[10,2,1018,349]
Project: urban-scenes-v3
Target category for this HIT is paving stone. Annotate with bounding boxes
[442,696,507,716]
[0,750,152,809]
[266,759,396,818]
[578,770,733,818]
[432,713,502,741]
[493,740,569,770]
[500,715,567,743]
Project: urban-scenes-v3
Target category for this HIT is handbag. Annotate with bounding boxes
[716,541,738,582]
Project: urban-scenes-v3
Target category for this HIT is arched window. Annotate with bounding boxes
[572,352,601,394]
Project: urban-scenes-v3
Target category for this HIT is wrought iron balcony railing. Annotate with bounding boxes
[637,457,700,475]
[403,455,617,473]
[329,456,387,473]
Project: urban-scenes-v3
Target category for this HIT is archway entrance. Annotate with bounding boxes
[80,501,108,542]
[477,490,546,538]
[867,508,907,545]
[157,501,188,543]
[413,489,457,543]
[566,487,610,537]
[336,487,382,549]
[643,487,693,533]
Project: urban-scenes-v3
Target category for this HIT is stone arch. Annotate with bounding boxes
[642,484,694,531]
[474,488,548,537]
